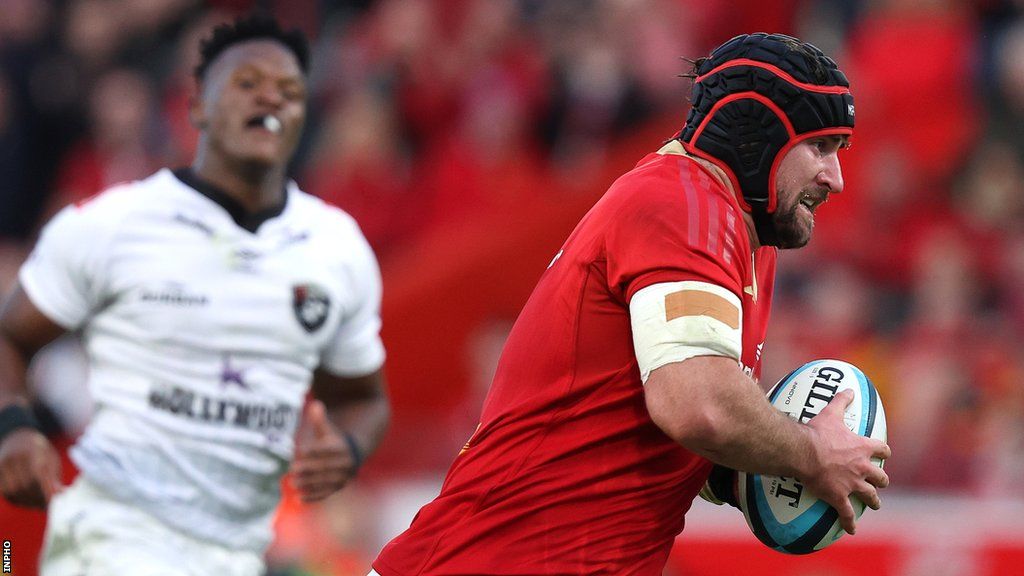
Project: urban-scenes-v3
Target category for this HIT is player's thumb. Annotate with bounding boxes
[307,399,332,440]
[830,388,854,411]
[36,447,65,504]
[41,461,65,503]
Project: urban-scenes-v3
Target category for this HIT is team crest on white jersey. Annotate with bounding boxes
[293,283,330,332]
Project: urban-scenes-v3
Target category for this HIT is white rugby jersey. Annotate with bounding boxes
[19,168,385,552]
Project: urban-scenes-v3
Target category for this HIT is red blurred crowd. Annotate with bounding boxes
[2,0,1023,574]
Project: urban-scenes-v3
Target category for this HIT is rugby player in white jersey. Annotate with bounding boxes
[0,14,389,576]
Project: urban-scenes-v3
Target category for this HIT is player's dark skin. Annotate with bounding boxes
[0,39,389,508]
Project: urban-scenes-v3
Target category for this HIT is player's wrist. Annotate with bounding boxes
[791,421,824,482]
[341,430,364,473]
[0,403,42,444]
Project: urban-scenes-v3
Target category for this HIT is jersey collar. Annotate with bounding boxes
[172,168,288,234]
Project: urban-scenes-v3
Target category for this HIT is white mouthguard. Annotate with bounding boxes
[262,115,282,133]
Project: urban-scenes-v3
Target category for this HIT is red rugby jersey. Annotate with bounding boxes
[375,151,777,575]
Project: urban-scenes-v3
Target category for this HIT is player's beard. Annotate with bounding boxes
[772,192,814,249]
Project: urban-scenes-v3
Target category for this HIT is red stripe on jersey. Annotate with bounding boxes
[691,160,714,251]
[707,193,720,256]
[694,165,720,255]
[687,161,717,255]
[725,208,737,242]
[678,158,701,248]
[722,203,738,265]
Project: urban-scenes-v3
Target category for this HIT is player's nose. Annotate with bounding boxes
[817,154,844,195]
[254,81,284,108]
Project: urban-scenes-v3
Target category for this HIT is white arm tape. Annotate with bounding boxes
[629,281,743,383]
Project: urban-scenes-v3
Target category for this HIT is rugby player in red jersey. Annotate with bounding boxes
[372,33,890,576]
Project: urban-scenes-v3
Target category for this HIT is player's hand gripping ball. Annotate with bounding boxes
[738,359,887,554]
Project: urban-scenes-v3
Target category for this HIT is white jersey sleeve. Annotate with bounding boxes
[318,225,386,377]
[20,202,116,330]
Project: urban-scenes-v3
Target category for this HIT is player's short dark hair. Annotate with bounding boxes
[194,14,310,82]
[683,35,829,85]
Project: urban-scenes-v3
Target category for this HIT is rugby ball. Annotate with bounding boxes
[738,359,887,554]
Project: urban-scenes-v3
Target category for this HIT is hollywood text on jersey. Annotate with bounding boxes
[148,385,296,436]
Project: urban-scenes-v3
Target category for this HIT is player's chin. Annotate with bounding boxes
[235,147,287,170]
[774,214,813,249]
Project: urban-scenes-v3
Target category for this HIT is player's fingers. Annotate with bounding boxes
[298,482,334,502]
[299,481,348,503]
[865,465,889,489]
[39,468,62,504]
[290,446,341,468]
[292,469,343,487]
[307,400,333,440]
[291,454,346,476]
[293,466,347,484]
[855,482,881,511]
[294,446,354,473]
[27,483,48,508]
[299,490,329,504]
[302,454,349,473]
[5,473,45,508]
[872,441,892,461]
[833,496,857,535]
[18,455,48,508]
[293,468,347,491]
[302,443,346,461]
[294,471,350,498]
[0,465,12,497]
[5,458,32,497]
[33,450,62,504]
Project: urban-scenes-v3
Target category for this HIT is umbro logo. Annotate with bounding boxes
[847,104,855,117]
[173,213,214,237]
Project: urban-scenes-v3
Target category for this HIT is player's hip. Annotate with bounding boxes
[41,476,266,576]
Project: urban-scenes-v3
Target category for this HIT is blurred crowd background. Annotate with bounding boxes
[2,0,1023,575]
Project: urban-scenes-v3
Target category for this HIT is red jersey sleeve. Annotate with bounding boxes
[605,155,748,303]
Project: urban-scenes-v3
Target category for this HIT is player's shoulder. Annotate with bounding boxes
[604,146,738,220]
[286,185,372,246]
[37,170,180,252]
[49,170,178,236]
[287,186,359,229]
[69,168,178,218]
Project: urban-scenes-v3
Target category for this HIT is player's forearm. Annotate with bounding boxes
[0,333,31,408]
[312,368,390,464]
[0,283,67,408]
[324,394,389,463]
[680,380,816,479]
[645,356,815,480]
